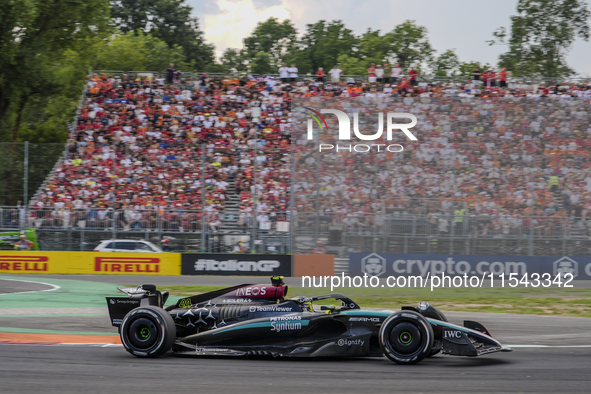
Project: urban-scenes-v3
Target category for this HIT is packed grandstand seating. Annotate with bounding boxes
[17,71,591,238]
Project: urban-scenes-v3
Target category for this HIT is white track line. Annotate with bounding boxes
[506,344,591,348]
[0,343,123,347]
[3,342,591,350]
[57,343,123,347]
[0,277,61,295]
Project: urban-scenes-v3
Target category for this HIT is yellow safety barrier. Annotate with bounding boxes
[0,251,181,275]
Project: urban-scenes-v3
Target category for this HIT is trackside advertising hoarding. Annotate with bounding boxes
[349,253,591,280]
[182,254,292,276]
[0,251,180,275]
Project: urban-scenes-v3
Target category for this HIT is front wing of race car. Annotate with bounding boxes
[425,317,512,357]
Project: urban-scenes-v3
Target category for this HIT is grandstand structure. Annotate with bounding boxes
[1,70,591,256]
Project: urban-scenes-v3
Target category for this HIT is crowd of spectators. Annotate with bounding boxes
[293,86,591,237]
[27,71,291,231]
[20,65,591,239]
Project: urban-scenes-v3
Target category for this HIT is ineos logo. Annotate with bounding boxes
[236,286,267,297]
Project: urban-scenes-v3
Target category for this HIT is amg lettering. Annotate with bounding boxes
[348,317,380,322]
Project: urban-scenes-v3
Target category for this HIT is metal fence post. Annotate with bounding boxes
[23,141,29,231]
[111,152,116,240]
[314,146,319,244]
[201,144,206,252]
[290,150,295,254]
[67,227,72,251]
[252,144,257,253]
[529,217,534,256]
[449,231,454,255]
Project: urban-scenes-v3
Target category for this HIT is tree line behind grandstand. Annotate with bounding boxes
[0,0,589,144]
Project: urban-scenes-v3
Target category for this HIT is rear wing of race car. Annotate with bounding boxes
[106,284,169,327]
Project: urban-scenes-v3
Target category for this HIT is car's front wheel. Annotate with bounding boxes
[379,310,434,365]
[120,306,176,357]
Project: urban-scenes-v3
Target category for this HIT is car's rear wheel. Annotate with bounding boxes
[379,310,433,365]
[120,306,175,357]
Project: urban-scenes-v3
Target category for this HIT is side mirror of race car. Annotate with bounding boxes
[142,284,157,292]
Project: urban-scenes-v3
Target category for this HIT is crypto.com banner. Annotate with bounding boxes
[349,253,591,280]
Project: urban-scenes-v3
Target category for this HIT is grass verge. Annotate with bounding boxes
[149,285,591,318]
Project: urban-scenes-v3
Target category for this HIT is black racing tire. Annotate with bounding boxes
[379,310,434,365]
[120,306,176,358]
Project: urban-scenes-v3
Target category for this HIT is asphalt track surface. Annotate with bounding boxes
[0,277,57,294]
[1,275,591,393]
[1,344,590,393]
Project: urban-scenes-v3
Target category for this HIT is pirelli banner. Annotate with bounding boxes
[0,251,181,275]
[182,254,292,276]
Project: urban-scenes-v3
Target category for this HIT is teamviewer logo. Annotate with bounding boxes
[361,253,386,277]
[553,256,578,279]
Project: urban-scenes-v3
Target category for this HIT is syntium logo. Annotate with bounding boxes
[304,108,417,153]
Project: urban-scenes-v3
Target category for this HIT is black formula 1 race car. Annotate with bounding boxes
[106,277,512,364]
